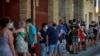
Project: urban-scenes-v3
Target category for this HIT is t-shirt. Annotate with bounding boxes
[28,25,37,45]
[47,27,59,45]
[71,23,79,36]
[39,29,47,43]
[57,24,67,39]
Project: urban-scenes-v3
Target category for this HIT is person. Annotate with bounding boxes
[70,19,79,54]
[26,19,38,56]
[57,19,68,56]
[13,21,28,56]
[78,24,84,51]
[88,23,94,47]
[38,23,48,56]
[93,22,98,45]
[47,21,60,56]
[97,22,100,42]
[67,20,73,54]
[0,18,16,56]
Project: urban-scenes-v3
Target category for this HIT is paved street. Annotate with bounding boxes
[66,42,100,56]
[91,50,100,56]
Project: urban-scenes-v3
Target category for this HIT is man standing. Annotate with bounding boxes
[47,21,59,56]
[98,22,100,42]
[26,19,38,56]
[57,19,68,56]
[71,19,79,54]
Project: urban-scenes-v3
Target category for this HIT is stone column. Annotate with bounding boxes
[65,0,74,23]
[19,0,31,21]
[48,0,59,24]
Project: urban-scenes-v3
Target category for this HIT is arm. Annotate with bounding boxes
[8,30,16,56]
[46,35,49,46]
[13,28,20,34]
[78,29,80,38]
[38,32,43,41]
[31,26,37,45]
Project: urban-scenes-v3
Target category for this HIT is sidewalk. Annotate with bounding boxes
[66,43,100,56]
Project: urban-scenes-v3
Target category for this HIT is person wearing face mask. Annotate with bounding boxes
[56,19,68,56]
[47,21,60,56]
[38,23,48,56]
[26,19,38,56]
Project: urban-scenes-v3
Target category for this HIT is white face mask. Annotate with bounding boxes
[27,23,32,26]
[44,25,48,30]
[9,22,14,29]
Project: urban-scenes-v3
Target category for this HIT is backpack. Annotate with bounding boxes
[71,24,78,36]
[88,27,94,37]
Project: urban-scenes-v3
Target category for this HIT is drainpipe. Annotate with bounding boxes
[31,0,34,24]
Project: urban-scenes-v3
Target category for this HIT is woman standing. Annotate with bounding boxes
[14,21,28,56]
[78,25,84,51]
[38,23,48,56]
[0,18,16,56]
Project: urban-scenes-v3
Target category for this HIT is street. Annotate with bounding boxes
[91,50,100,56]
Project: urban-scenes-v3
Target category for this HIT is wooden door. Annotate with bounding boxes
[0,0,19,27]
[35,0,48,56]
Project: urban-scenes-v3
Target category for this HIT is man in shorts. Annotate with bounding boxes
[57,19,68,56]
[47,21,59,56]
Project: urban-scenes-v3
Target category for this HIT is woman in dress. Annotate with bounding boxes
[0,18,16,56]
[14,21,28,56]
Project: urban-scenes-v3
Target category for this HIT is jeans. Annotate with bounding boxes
[41,43,46,56]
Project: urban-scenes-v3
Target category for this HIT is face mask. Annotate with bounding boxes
[44,26,48,30]
[28,23,32,26]
[53,23,57,27]
[9,22,14,29]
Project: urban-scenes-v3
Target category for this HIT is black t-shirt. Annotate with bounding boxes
[93,25,98,33]
[39,29,47,43]
[70,23,79,36]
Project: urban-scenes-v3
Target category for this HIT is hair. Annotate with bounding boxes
[59,19,64,22]
[0,18,10,28]
[26,19,32,23]
[19,21,26,27]
[73,19,76,23]
[42,23,47,28]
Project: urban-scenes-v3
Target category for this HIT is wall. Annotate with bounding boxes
[83,0,95,25]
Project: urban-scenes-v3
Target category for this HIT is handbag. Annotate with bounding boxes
[59,37,62,43]
[31,44,37,49]
[24,34,29,42]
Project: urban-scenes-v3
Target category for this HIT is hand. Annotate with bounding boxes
[40,37,43,41]
[31,44,34,48]
[13,52,17,56]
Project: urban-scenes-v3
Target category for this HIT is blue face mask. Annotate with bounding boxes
[44,26,48,30]
[9,22,14,29]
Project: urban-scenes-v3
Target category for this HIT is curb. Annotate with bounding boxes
[67,43,100,56]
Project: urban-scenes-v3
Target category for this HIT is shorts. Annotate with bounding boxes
[72,36,78,44]
[57,39,66,53]
[58,43,66,53]
[93,33,97,40]
[28,45,36,54]
[48,45,57,54]
[88,37,93,39]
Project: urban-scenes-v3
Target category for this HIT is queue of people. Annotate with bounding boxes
[0,17,100,56]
